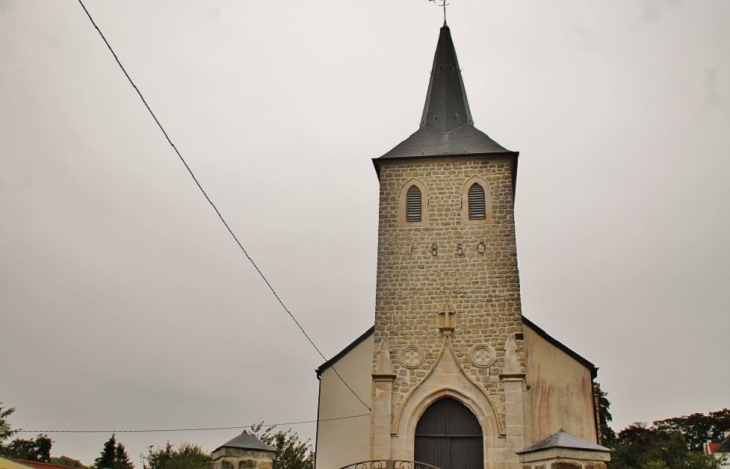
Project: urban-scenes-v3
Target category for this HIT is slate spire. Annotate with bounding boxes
[420,24,473,132]
[377,25,514,161]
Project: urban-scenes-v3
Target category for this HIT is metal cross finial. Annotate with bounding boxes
[429,0,449,24]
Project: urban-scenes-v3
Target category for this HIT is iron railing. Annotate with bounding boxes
[340,460,441,469]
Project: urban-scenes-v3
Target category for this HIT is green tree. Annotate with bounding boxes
[142,442,210,469]
[0,399,87,467]
[249,423,314,469]
[610,423,721,469]
[0,400,53,462]
[0,402,18,447]
[4,434,53,462]
[708,409,730,441]
[95,435,117,469]
[593,382,617,448]
[94,434,133,469]
[114,443,132,469]
[51,455,91,468]
[653,409,730,452]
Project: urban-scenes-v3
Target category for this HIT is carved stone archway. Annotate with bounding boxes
[415,397,484,469]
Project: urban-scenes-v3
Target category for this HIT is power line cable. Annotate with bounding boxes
[16,413,371,434]
[75,0,370,412]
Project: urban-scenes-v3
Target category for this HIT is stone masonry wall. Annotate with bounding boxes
[373,155,525,430]
[522,463,607,469]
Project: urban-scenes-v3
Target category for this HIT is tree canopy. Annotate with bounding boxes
[610,422,722,469]
[94,434,133,469]
[592,387,727,469]
[52,455,92,468]
[0,402,17,447]
[1,434,53,462]
[142,442,210,469]
[0,399,53,463]
[594,382,617,448]
[653,409,730,452]
[249,423,314,469]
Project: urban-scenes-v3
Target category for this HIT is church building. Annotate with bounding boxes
[314,23,610,469]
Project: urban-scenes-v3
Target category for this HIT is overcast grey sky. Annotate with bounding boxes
[1,0,729,466]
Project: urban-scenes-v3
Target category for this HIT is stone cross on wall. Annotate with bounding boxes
[437,305,456,334]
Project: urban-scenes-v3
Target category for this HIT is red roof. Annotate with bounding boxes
[707,442,722,454]
[16,460,80,469]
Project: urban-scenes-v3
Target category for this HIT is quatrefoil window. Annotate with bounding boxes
[399,345,424,369]
[469,344,496,368]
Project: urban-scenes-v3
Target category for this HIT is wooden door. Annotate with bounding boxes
[414,398,483,469]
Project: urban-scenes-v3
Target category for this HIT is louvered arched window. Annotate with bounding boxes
[406,185,422,223]
[468,183,486,220]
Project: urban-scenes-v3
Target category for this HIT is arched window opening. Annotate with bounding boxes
[415,398,483,469]
[406,185,422,223]
[468,183,486,220]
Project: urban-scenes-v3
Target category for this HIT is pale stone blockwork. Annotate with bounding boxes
[518,448,609,469]
[374,157,523,411]
[387,335,504,463]
[210,450,274,469]
[371,156,525,469]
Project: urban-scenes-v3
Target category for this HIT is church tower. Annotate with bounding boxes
[369,23,526,468]
[314,23,605,469]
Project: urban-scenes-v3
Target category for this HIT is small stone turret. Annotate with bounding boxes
[516,429,611,469]
[210,431,276,469]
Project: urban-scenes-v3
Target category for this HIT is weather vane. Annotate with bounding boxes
[429,0,449,23]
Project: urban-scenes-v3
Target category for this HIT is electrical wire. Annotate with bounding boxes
[75,0,370,412]
[16,413,371,434]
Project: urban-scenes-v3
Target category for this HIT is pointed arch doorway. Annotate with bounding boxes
[414,398,484,469]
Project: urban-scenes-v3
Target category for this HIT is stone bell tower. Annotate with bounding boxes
[314,20,606,469]
[369,23,527,469]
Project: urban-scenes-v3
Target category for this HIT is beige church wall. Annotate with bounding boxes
[523,324,597,444]
[0,458,33,469]
[315,333,374,469]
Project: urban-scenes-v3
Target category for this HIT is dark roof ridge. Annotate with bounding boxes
[316,326,374,377]
[522,316,598,379]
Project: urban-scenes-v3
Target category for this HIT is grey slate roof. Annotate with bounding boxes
[213,431,276,453]
[377,24,513,161]
[516,429,611,454]
[382,125,509,159]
